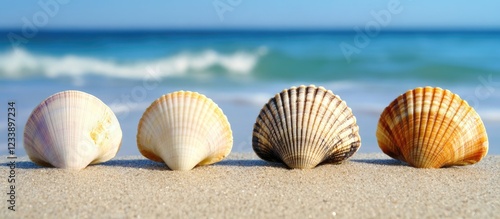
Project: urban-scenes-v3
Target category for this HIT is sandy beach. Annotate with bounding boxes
[1,153,499,218]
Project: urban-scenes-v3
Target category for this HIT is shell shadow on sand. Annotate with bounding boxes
[98,159,167,170]
[4,157,408,170]
[6,161,44,169]
[350,158,406,166]
[4,159,166,170]
[214,159,287,168]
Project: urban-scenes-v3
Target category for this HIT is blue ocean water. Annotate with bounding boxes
[0,30,499,156]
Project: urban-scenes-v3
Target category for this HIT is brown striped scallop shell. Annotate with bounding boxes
[376,87,488,168]
[252,85,361,169]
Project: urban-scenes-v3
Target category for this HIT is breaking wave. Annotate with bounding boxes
[0,47,268,80]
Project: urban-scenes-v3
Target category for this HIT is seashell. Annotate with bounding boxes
[24,90,122,169]
[137,91,233,171]
[252,85,361,169]
[376,86,488,168]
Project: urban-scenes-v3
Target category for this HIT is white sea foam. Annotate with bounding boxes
[0,47,267,80]
[213,92,272,107]
[108,102,151,115]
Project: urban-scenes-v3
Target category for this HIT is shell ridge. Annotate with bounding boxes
[157,95,172,163]
[318,95,356,164]
[376,118,397,159]
[277,92,292,163]
[426,88,454,165]
[407,88,420,166]
[286,88,297,167]
[397,91,409,159]
[181,92,197,168]
[307,90,336,166]
[384,88,416,165]
[267,98,285,162]
[406,88,418,165]
[414,88,426,166]
[418,87,436,167]
[178,92,187,167]
[301,87,314,165]
[52,97,68,167]
[462,106,487,163]
[253,100,281,162]
[262,98,283,160]
[196,92,231,166]
[296,87,306,167]
[307,87,328,166]
[170,94,182,159]
[386,93,407,160]
[164,95,175,161]
[430,91,465,167]
[323,107,360,163]
[388,95,406,160]
[422,88,445,167]
[443,101,472,166]
[189,92,208,165]
[424,87,446,167]
[29,104,51,166]
[209,99,233,164]
[283,88,297,166]
[298,85,315,167]
[419,87,441,167]
[462,116,488,162]
[36,94,61,166]
[446,101,477,166]
[60,93,82,167]
[273,93,287,163]
[323,98,349,155]
[319,93,360,165]
[399,90,414,163]
[317,99,345,163]
[454,105,476,164]
[376,102,398,160]
[306,85,329,167]
[252,123,273,161]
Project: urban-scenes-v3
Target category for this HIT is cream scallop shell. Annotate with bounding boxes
[23,90,122,169]
[376,87,488,168]
[252,85,361,169]
[137,91,233,171]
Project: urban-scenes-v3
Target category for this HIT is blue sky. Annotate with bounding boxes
[1,0,499,30]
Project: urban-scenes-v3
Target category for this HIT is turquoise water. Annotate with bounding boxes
[1,31,499,156]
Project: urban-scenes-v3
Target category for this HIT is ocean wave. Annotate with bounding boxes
[212,92,273,107]
[108,101,151,115]
[0,47,268,80]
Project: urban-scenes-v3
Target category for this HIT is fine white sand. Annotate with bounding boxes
[1,153,498,218]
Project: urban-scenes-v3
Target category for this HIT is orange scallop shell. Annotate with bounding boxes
[376,87,488,168]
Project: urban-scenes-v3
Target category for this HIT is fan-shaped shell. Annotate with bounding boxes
[137,91,233,171]
[252,85,361,169]
[376,87,488,168]
[23,90,122,169]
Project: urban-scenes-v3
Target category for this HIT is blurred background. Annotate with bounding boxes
[1,0,499,156]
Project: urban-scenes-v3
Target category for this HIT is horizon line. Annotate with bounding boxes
[1,27,500,34]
